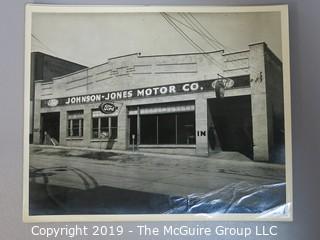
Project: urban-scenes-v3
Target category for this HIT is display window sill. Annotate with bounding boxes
[66,137,84,140]
[90,139,118,142]
[131,144,196,148]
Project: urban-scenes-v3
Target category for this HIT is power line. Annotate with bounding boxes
[162,13,224,69]
[188,13,227,50]
[31,34,91,66]
[161,13,215,65]
[179,13,224,51]
[164,13,265,77]
[165,13,223,51]
[161,13,202,54]
[164,13,227,68]
[181,13,222,50]
[32,34,57,55]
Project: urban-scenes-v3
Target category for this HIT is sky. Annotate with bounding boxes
[31,11,282,67]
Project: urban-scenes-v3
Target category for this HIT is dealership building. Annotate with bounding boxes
[31,42,284,162]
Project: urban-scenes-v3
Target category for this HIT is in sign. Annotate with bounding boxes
[99,102,117,114]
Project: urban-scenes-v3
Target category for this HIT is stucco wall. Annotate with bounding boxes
[38,50,252,100]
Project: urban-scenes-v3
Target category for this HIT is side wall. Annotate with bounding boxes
[248,43,284,162]
[265,47,285,163]
[249,43,269,161]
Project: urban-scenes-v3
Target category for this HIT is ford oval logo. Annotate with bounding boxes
[47,99,59,107]
[99,102,117,114]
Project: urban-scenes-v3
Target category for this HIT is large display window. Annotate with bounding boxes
[129,102,195,145]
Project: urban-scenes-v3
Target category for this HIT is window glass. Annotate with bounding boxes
[72,119,80,136]
[68,119,72,136]
[91,111,117,139]
[158,113,176,144]
[92,118,99,138]
[100,117,109,137]
[140,115,157,144]
[67,110,83,137]
[111,117,117,127]
[110,127,117,139]
[177,112,196,144]
[110,117,117,139]
[129,115,137,144]
[128,104,195,145]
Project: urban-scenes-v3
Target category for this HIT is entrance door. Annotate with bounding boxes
[41,112,60,144]
[208,96,253,159]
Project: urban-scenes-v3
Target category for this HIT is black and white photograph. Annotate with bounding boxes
[23,5,292,222]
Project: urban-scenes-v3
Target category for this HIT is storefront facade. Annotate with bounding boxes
[32,42,284,162]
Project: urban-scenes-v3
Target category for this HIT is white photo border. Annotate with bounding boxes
[23,4,292,222]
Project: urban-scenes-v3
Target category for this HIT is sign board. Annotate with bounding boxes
[41,78,243,108]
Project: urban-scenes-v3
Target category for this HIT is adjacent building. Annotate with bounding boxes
[30,52,87,142]
[31,42,284,162]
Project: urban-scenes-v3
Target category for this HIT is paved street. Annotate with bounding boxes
[29,145,286,214]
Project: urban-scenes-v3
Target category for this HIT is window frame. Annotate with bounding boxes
[91,113,118,140]
[67,110,84,138]
[132,111,195,145]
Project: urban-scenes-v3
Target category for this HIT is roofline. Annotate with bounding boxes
[109,52,141,60]
[50,50,225,80]
[139,49,224,58]
[223,49,250,56]
[248,41,266,47]
[264,45,282,65]
[95,50,225,67]
[52,67,89,80]
[34,80,45,83]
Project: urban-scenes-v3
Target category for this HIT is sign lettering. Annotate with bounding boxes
[197,130,207,137]
[41,78,245,108]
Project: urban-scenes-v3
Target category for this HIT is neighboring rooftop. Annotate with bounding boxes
[31,52,88,82]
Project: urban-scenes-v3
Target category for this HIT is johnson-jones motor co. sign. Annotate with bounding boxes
[42,78,239,108]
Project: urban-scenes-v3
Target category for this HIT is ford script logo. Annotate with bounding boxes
[47,99,59,107]
[99,102,117,114]
[211,78,235,90]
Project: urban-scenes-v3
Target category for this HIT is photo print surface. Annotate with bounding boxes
[24,5,292,222]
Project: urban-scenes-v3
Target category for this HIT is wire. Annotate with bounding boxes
[161,13,224,69]
[161,13,203,52]
[164,13,225,68]
[163,13,218,66]
[188,13,227,50]
[179,13,224,51]
[164,13,222,51]
[32,34,91,67]
[32,34,57,55]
